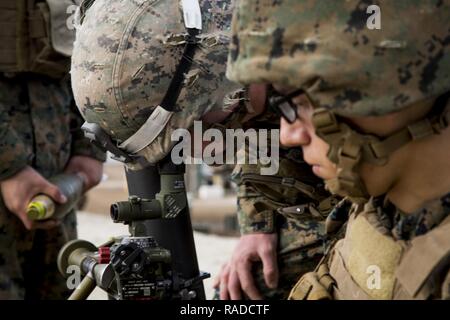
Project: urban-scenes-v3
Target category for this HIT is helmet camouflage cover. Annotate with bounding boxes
[227,0,450,117]
[227,0,450,201]
[71,0,240,164]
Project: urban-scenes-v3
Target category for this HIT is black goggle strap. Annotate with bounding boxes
[117,33,199,155]
[160,0,203,111]
[159,28,199,111]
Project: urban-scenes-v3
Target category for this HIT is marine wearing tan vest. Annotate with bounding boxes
[289,190,450,300]
[226,0,450,300]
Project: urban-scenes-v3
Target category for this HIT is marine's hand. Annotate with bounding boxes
[213,233,278,300]
[0,166,66,230]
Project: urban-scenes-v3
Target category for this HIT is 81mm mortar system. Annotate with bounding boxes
[57,123,208,300]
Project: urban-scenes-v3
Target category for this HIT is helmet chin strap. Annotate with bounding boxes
[314,115,370,203]
[312,93,450,203]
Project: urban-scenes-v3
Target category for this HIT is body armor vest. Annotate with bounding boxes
[289,198,450,300]
[0,0,77,78]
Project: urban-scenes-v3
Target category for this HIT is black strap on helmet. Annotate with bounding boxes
[78,0,97,25]
[159,28,199,112]
[80,0,200,113]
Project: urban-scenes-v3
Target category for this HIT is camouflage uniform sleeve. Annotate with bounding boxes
[215,91,276,234]
[0,122,33,180]
[236,185,277,234]
[69,99,107,162]
[233,164,279,234]
[232,147,334,235]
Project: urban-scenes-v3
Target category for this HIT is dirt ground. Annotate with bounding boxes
[77,211,238,300]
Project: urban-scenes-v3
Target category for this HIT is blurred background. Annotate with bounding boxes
[77,156,240,299]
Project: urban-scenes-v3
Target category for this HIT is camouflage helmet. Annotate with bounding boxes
[226,0,450,201]
[227,0,450,117]
[71,0,240,165]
